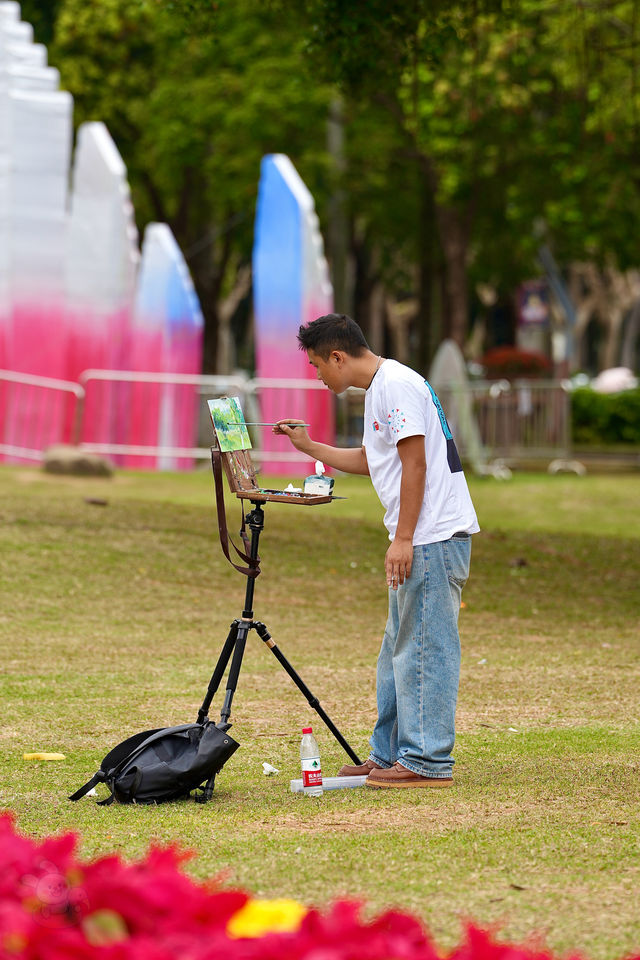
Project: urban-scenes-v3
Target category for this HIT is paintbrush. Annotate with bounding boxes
[224,421,310,428]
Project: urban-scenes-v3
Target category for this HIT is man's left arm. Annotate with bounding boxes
[385,434,426,590]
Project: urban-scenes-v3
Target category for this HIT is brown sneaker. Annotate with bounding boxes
[337,758,383,777]
[365,762,453,789]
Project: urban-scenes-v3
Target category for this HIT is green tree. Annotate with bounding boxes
[538,0,640,268]
[300,0,640,361]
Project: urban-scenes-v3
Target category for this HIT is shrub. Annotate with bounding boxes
[571,387,640,446]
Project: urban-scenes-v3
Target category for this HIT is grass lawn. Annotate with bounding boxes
[0,465,638,958]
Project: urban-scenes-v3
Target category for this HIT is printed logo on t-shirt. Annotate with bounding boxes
[424,379,463,474]
[387,409,407,434]
[373,420,380,431]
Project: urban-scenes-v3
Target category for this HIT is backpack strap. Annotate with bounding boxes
[211,447,260,579]
[68,770,107,802]
[97,790,116,806]
[96,767,143,806]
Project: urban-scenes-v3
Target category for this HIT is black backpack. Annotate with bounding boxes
[69,721,239,805]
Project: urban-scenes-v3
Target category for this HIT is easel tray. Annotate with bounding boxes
[235,489,333,505]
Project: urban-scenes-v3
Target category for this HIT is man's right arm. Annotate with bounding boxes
[274,422,369,475]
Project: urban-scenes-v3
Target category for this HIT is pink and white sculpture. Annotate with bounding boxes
[65,121,139,448]
[0,8,72,458]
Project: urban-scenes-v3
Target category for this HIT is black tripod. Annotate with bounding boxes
[196,500,363,767]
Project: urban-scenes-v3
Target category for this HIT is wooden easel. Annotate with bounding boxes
[198,408,362,773]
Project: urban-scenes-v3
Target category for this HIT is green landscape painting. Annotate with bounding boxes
[207,397,252,452]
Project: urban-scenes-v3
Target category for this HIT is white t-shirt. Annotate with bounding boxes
[363,359,480,544]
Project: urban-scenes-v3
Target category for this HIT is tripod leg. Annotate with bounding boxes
[197,621,239,724]
[219,620,251,726]
[195,772,217,804]
[253,622,363,766]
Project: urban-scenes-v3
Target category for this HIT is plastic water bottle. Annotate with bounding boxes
[300,726,323,796]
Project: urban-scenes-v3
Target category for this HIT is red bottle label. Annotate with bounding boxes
[303,768,323,787]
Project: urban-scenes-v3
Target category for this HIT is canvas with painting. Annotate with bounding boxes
[207,397,252,453]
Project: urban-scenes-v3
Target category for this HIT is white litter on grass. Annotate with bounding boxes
[86,788,97,797]
[262,762,279,776]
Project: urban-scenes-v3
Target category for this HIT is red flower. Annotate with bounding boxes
[1,814,638,960]
[480,346,551,380]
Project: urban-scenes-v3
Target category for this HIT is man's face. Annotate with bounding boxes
[307,348,346,394]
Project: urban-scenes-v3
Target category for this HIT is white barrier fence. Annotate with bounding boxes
[0,369,84,463]
[0,368,573,471]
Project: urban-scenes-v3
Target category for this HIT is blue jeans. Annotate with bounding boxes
[369,535,471,778]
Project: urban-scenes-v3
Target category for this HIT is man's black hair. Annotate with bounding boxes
[297,313,370,359]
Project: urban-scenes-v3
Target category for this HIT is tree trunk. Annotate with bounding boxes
[350,223,382,349]
[621,297,640,369]
[327,96,351,315]
[200,289,220,375]
[568,262,640,372]
[216,264,252,375]
[386,297,417,365]
[435,205,470,348]
[416,173,438,373]
[182,212,239,375]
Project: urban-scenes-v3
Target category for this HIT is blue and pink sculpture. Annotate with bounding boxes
[253,154,334,474]
[123,223,204,469]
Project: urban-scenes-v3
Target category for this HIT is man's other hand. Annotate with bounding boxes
[385,536,413,590]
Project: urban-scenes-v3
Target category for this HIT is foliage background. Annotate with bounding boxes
[18,0,640,375]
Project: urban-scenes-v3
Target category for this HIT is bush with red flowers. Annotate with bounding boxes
[480,346,552,381]
[0,813,637,960]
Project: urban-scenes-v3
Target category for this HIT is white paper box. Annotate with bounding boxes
[290,775,367,792]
